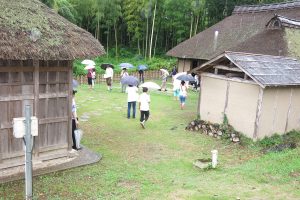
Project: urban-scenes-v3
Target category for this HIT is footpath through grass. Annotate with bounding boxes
[1,82,300,199]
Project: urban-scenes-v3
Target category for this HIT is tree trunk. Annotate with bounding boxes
[138,38,141,55]
[114,22,118,58]
[106,26,109,57]
[153,29,158,57]
[194,15,200,36]
[149,1,157,59]
[145,17,149,59]
[190,14,194,38]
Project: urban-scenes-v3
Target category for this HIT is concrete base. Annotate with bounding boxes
[0,146,102,183]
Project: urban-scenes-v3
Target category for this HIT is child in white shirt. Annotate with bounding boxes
[138,87,150,128]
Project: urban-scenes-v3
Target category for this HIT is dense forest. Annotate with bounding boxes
[41,0,288,58]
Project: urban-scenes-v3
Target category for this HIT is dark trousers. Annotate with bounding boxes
[139,74,144,83]
[72,119,77,149]
[140,110,150,122]
[127,101,136,118]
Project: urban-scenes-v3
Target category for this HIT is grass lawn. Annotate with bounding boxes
[1,81,300,200]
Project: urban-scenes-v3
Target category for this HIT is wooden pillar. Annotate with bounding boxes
[284,88,293,133]
[253,87,264,140]
[67,61,73,150]
[33,60,39,156]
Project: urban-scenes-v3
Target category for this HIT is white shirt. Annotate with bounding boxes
[139,93,150,111]
[126,86,138,102]
[72,98,77,119]
[105,67,113,78]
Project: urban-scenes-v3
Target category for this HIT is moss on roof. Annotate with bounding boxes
[0,0,105,60]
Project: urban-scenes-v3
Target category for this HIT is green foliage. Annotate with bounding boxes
[258,134,284,148]
[72,49,176,76]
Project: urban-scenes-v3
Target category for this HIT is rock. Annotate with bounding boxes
[231,133,236,138]
[232,137,240,143]
[208,132,214,137]
[197,125,201,129]
[194,126,199,131]
[217,131,223,136]
[213,133,217,138]
[193,158,212,169]
[191,121,195,126]
[202,125,206,129]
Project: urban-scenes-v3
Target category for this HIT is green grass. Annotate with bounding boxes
[0,82,300,200]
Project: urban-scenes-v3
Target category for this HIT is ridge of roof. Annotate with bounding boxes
[269,14,300,28]
[233,1,300,14]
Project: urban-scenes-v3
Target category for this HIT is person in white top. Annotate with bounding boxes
[91,68,96,89]
[126,85,138,119]
[120,68,129,93]
[179,80,188,110]
[71,90,79,150]
[104,66,114,91]
[138,87,150,128]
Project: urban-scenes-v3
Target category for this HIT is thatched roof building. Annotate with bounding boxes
[167,1,300,72]
[0,0,105,60]
[196,52,300,139]
[0,0,105,171]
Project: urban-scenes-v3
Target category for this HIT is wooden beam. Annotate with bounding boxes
[214,65,242,72]
[284,88,293,133]
[253,87,264,140]
[0,95,34,102]
[34,60,40,157]
[223,81,230,116]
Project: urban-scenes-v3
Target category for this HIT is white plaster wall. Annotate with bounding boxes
[225,81,260,138]
[258,88,300,138]
[200,75,227,124]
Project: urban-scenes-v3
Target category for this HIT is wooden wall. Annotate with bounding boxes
[0,60,72,169]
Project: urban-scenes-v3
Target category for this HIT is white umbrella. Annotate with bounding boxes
[160,69,169,76]
[84,65,95,70]
[140,82,161,90]
[81,59,95,66]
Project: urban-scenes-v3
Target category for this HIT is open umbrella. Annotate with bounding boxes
[138,65,148,71]
[176,74,196,82]
[101,63,114,70]
[140,82,161,90]
[120,63,134,69]
[84,65,95,70]
[160,69,169,76]
[173,72,187,80]
[121,76,139,86]
[81,59,95,66]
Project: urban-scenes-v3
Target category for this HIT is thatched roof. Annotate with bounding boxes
[195,52,300,88]
[167,1,300,60]
[0,0,105,61]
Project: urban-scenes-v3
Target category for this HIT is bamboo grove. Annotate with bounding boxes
[40,0,287,59]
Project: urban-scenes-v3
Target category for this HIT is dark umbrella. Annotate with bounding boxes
[138,65,148,71]
[121,76,139,86]
[101,63,114,70]
[176,74,196,82]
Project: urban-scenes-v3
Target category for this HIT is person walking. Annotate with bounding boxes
[173,78,180,101]
[87,68,93,90]
[139,87,150,129]
[120,68,129,93]
[91,68,96,89]
[71,90,79,151]
[179,80,188,110]
[126,85,138,119]
[160,71,168,92]
[138,69,144,83]
[104,66,114,91]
